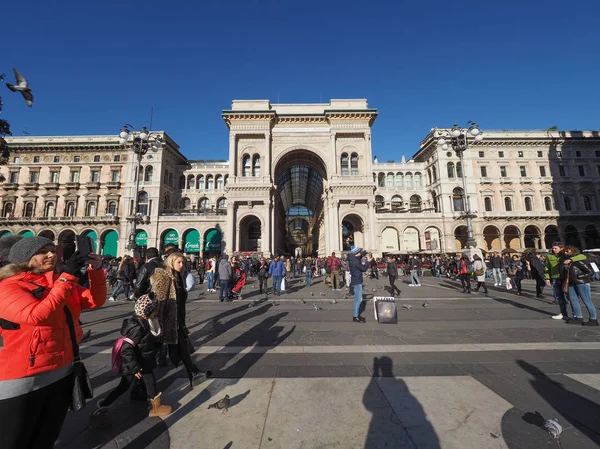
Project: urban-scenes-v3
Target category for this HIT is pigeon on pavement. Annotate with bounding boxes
[402,304,413,310]
[543,418,562,439]
[422,301,429,308]
[301,299,306,304]
[313,303,322,311]
[331,299,337,304]
[208,395,230,414]
[6,68,33,107]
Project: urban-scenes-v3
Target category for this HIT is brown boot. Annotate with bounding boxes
[149,392,172,417]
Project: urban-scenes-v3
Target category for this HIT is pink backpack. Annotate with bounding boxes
[111,337,135,374]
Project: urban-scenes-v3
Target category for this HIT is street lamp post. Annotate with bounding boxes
[118,125,163,256]
[437,122,483,249]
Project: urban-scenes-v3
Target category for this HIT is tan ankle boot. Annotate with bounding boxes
[149,392,172,417]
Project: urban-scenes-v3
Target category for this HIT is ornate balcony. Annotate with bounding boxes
[0,215,120,225]
[106,181,121,189]
[23,182,40,191]
[3,183,19,190]
[65,182,80,190]
[44,182,60,190]
[85,182,101,189]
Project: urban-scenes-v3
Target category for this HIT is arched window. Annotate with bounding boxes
[504,197,513,212]
[198,197,209,209]
[134,166,141,181]
[163,194,170,211]
[144,166,153,182]
[378,173,385,187]
[24,202,34,218]
[187,174,195,189]
[340,153,349,176]
[216,175,224,189]
[395,173,403,187]
[197,175,205,190]
[432,165,437,182]
[414,172,422,187]
[391,195,403,209]
[137,191,149,215]
[224,175,229,186]
[544,196,552,211]
[484,197,493,212]
[107,201,117,216]
[524,197,533,211]
[456,162,463,178]
[3,202,14,217]
[243,155,251,177]
[431,192,439,212]
[405,173,412,187]
[252,155,261,177]
[207,175,214,190]
[350,153,358,176]
[409,195,422,212]
[584,196,592,211]
[181,197,191,209]
[217,198,227,209]
[564,197,572,211]
[45,201,55,217]
[86,201,96,217]
[447,162,455,179]
[386,173,394,188]
[427,169,432,185]
[179,175,186,189]
[375,195,385,207]
[453,187,464,212]
[66,201,76,217]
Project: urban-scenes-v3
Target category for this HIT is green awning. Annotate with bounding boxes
[0,230,12,239]
[204,229,221,251]
[83,230,98,251]
[135,230,148,247]
[102,230,118,257]
[19,230,34,237]
[184,229,200,253]
[163,230,179,246]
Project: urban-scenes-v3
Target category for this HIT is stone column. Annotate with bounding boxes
[264,131,271,181]
[225,201,235,254]
[228,133,237,178]
[333,200,341,253]
[264,199,272,256]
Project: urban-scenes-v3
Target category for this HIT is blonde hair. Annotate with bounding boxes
[165,252,186,272]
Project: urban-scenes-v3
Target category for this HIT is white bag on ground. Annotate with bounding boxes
[281,277,286,292]
[505,277,513,291]
[185,271,196,292]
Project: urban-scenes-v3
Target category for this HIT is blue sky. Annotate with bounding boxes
[2,0,598,162]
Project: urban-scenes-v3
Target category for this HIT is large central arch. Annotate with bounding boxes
[273,149,327,257]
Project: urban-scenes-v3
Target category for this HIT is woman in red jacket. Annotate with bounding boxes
[0,236,106,449]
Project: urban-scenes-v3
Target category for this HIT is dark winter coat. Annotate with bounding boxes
[387,261,399,277]
[134,257,164,298]
[218,259,232,280]
[149,268,179,345]
[490,256,503,269]
[118,261,136,282]
[349,254,368,286]
[563,254,594,285]
[528,256,545,278]
[119,315,157,375]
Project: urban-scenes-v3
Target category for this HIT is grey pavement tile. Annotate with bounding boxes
[277,364,371,377]
[384,364,466,377]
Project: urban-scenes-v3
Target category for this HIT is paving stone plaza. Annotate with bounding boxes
[54,273,600,449]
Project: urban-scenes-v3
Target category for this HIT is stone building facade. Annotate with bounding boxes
[0,100,598,258]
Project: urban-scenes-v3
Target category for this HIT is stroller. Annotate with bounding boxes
[230,270,247,300]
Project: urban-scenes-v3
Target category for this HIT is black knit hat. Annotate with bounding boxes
[8,237,54,264]
[0,235,23,263]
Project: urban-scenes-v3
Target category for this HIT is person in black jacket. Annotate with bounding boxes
[526,251,546,298]
[108,256,136,301]
[91,296,172,427]
[563,246,597,326]
[386,255,401,297]
[133,247,164,299]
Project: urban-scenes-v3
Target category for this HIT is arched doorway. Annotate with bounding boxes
[58,229,76,262]
[403,227,421,252]
[81,229,98,252]
[342,214,364,252]
[0,230,11,239]
[101,230,119,257]
[424,227,441,251]
[524,225,541,249]
[504,226,520,250]
[584,225,600,249]
[564,225,581,248]
[204,228,223,256]
[238,217,259,252]
[39,230,56,242]
[18,229,34,237]
[381,227,399,253]
[160,228,179,253]
[483,225,501,251]
[183,229,201,255]
[454,226,468,251]
[274,150,327,257]
[544,225,560,249]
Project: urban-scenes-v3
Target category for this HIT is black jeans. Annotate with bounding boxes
[388,276,401,295]
[533,274,545,296]
[475,281,488,293]
[258,276,268,293]
[459,274,471,291]
[102,372,158,406]
[513,274,523,294]
[0,375,72,449]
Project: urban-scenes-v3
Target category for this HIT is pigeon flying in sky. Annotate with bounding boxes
[6,68,33,107]
[208,395,230,414]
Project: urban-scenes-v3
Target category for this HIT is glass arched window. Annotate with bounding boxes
[432,165,437,182]
[395,173,403,187]
[24,202,34,218]
[524,197,533,211]
[414,172,421,187]
[45,201,55,217]
[144,166,153,182]
[252,156,260,177]
[453,187,464,212]
[391,195,403,209]
[107,201,117,216]
[207,175,214,190]
[66,201,76,217]
[447,162,455,179]
[504,197,513,212]
[456,162,463,178]
[179,175,186,189]
[187,175,195,189]
[564,197,572,211]
[378,173,385,187]
[86,201,96,217]
[375,195,385,207]
[584,196,592,211]
[350,153,358,176]
[405,173,412,187]
[217,198,227,209]
[409,195,422,211]
[137,191,149,215]
[243,155,251,177]
[484,197,493,212]
[386,173,394,189]
[3,202,14,217]
[216,175,224,189]
[181,197,191,209]
[198,197,209,209]
[544,196,552,211]
[341,154,349,176]
[197,175,204,190]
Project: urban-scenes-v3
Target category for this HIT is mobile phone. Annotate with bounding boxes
[75,235,94,256]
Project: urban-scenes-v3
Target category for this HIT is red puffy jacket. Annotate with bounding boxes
[0,268,106,381]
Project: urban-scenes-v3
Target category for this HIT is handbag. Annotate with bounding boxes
[373,297,398,324]
[562,270,570,294]
[64,306,93,411]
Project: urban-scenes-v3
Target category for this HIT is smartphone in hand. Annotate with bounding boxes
[75,235,94,256]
